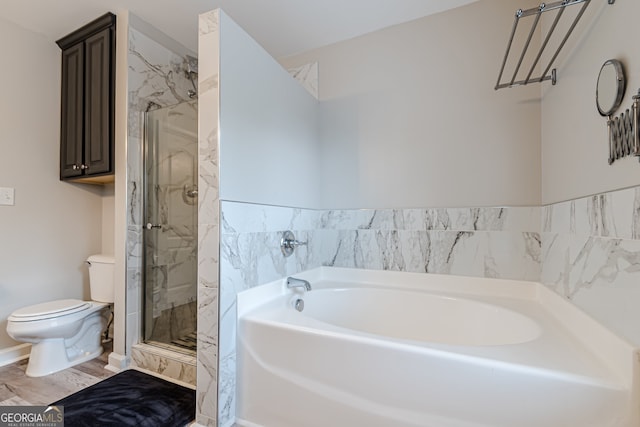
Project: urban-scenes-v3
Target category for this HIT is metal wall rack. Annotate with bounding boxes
[607,92,640,165]
[495,0,614,91]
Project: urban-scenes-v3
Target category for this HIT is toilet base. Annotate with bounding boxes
[26,340,103,377]
[23,309,108,377]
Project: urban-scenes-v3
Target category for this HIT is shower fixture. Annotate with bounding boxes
[182,184,198,205]
[185,55,198,99]
[280,231,307,257]
[145,101,160,112]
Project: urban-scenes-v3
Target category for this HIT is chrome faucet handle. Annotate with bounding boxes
[280,230,307,257]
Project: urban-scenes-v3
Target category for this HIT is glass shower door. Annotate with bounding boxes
[143,101,198,352]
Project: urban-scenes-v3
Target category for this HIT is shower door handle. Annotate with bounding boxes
[146,223,162,230]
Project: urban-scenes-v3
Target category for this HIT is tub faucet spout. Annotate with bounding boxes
[287,277,311,291]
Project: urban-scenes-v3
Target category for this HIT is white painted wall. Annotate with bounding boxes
[102,183,115,255]
[219,12,321,208]
[541,1,640,204]
[0,18,104,350]
[281,0,541,209]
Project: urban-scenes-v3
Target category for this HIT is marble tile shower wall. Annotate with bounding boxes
[541,186,640,346]
[126,27,196,353]
[218,201,541,426]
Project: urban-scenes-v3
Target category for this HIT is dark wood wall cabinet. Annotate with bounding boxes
[57,13,116,183]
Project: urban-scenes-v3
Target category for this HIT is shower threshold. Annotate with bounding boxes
[131,342,197,386]
[145,336,196,356]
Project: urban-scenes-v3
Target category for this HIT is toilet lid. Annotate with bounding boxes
[10,299,90,321]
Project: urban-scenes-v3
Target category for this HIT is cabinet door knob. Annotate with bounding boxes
[72,164,79,170]
[80,164,89,170]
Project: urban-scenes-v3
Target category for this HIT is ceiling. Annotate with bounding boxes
[0,0,478,57]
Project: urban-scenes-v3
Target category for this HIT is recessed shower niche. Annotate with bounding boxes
[143,100,198,353]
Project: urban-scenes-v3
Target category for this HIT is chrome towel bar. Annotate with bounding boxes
[495,0,613,91]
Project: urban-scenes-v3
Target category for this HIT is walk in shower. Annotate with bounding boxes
[143,100,198,354]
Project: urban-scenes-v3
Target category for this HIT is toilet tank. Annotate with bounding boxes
[86,254,115,303]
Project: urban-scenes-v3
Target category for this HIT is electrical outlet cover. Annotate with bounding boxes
[0,187,15,206]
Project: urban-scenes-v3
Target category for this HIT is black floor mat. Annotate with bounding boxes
[50,369,195,427]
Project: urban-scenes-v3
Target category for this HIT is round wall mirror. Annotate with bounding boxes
[596,59,625,117]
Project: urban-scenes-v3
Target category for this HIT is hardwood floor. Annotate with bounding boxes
[0,344,114,406]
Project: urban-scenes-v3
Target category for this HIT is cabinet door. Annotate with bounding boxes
[84,28,113,176]
[60,42,84,179]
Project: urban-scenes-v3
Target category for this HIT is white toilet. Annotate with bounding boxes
[6,254,115,377]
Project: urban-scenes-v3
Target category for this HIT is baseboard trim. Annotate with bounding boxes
[235,419,262,427]
[0,343,30,367]
[105,351,129,373]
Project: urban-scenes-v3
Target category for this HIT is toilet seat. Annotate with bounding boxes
[9,299,90,322]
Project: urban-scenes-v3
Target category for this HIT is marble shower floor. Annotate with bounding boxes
[0,345,113,406]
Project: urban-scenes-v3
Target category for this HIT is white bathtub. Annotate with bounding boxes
[237,267,638,427]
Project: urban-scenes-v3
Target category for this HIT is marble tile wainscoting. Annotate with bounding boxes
[541,186,640,347]
[218,202,323,426]
[218,201,541,426]
[318,207,541,279]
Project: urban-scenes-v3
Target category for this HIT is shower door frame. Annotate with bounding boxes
[141,101,198,351]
